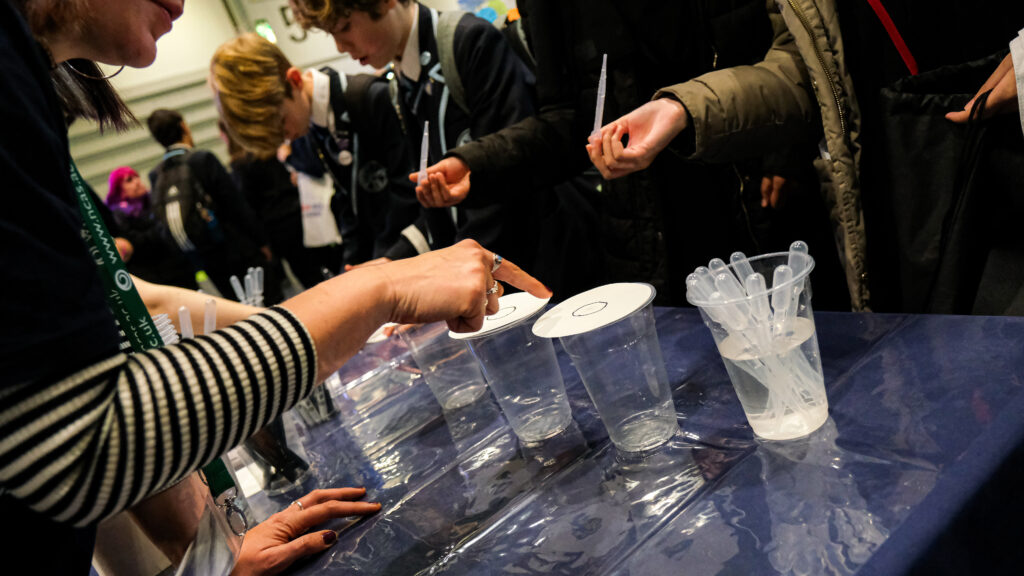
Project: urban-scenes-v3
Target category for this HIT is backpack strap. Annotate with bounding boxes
[437,10,470,115]
[865,0,918,76]
[319,68,362,216]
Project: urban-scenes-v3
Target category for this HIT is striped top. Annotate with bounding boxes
[0,307,317,527]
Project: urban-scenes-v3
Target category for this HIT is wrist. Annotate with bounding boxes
[359,265,400,327]
[659,96,689,134]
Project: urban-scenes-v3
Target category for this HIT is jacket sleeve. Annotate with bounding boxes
[655,0,820,163]
[447,0,587,193]
[447,14,542,206]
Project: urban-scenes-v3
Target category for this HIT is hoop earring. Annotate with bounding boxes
[65,60,125,81]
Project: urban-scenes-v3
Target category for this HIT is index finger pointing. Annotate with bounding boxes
[492,256,552,299]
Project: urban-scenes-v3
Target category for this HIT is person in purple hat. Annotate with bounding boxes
[106,165,197,288]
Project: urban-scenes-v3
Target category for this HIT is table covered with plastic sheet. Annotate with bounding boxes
[247,309,1024,575]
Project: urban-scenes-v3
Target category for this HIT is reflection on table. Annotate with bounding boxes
[236,309,1024,575]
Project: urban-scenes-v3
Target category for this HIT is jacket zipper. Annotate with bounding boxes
[786,0,846,136]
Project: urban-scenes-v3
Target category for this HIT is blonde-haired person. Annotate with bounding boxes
[0,1,550,575]
[212,32,439,267]
[286,0,547,283]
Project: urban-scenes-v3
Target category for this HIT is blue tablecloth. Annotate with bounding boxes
[247,309,1024,575]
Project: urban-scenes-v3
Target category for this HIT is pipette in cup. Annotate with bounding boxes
[592,53,608,137]
[771,264,794,336]
[178,306,193,340]
[204,298,216,335]
[244,270,255,306]
[417,121,430,187]
[230,275,246,304]
[708,258,731,282]
[730,252,756,290]
[253,267,264,307]
[787,241,809,311]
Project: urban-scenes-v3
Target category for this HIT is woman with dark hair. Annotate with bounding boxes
[0,1,548,574]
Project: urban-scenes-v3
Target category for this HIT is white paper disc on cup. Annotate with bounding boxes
[532,283,655,338]
[450,292,550,340]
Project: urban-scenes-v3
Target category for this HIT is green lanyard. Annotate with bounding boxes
[70,159,162,352]
[73,160,245,521]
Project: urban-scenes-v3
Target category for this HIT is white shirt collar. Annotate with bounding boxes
[399,5,421,81]
[310,68,332,131]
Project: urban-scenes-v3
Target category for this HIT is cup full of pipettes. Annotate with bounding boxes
[685,241,828,441]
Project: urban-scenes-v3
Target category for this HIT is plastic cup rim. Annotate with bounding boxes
[685,251,816,308]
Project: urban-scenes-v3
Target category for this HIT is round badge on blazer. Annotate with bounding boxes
[420,51,431,66]
[337,150,354,166]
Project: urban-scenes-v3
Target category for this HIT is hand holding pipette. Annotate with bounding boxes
[586,97,690,180]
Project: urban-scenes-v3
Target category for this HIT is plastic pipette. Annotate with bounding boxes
[730,252,755,289]
[692,266,716,297]
[417,121,430,186]
[204,298,216,335]
[787,241,809,314]
[592,54,608,137]
[771,264,794,335]
[244,272,255,306]
[253,267,264,306]
[788,241,809,276]
[229,275,246,304]
[178,306,193,340]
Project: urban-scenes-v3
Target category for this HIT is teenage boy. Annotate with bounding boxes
[287,0,546,278]
[211,33,433,266]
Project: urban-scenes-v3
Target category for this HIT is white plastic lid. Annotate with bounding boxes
[449,292,551,340]
[532,283,655,339]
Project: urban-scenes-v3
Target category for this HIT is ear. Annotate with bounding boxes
[285,67,304,94]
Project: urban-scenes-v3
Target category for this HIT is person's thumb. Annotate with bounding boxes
[268,530,338,573]
[945,99,974,123]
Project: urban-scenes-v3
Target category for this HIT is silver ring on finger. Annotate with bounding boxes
[291,500,304,511]
[486,280,500,295]
[491,253,503,273]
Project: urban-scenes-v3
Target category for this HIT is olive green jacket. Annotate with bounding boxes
[658,0,869,310]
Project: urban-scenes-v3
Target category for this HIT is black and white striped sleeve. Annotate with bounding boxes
[0,307,317,527]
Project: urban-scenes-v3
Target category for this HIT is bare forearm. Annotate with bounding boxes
[279,267,393,381]
[133,275,262,329]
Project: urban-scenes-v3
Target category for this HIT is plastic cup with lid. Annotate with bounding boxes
[533,283,678,453]
[452,292,573,443]
[400,321,487,411]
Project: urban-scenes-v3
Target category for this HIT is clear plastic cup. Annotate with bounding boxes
[533,283,678,453]
[400,321,487,410]
[686,251,828,440]
[452,293,572,443]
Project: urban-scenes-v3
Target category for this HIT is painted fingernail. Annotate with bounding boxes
[323,531,337,545]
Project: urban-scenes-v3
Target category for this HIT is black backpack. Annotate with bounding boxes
[151,150,224,252]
